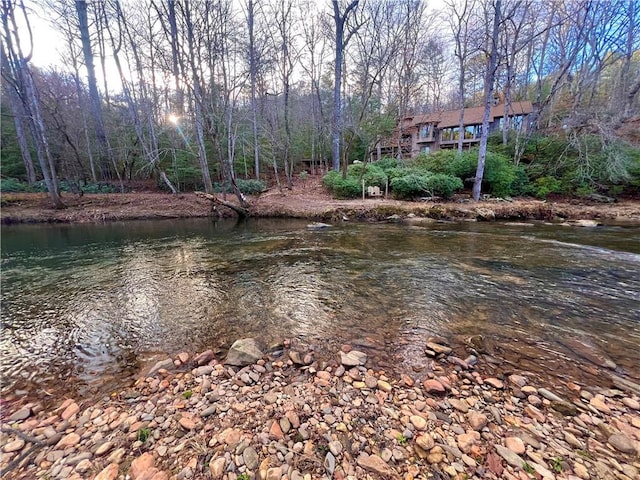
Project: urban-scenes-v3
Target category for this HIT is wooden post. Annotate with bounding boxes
[362,179,365,200]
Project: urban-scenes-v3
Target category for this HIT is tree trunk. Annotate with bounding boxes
[75,0,111,180]
[472,0,501,202]
[247,0,260,179]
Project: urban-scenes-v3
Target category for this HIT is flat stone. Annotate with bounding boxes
[537,388,563,402]
[243,446,259,470]
[573,462,590,480]
[551,400,578,416]
[323,452,336,475]
[505,436,525,454]
[495,444,525,469]
[8,406,31,422]
[179,417,197,430]
[176,352,189,364]
[457,432,477,453]
[265,467,283,480]
[356,452,396,477]
[225,338,264,366]
[608,433,637,454]
[450,398,469,413]
[340,350,367,366]
[3,439,25,453]
[193,365,214,377]
[377,380,392,392]
[61,402,80,420]
[590,394,611,413]
[75,459,93,473]
[509,374,528,387]
[564,431,585,449]
[426,341,452,355]
[194,349,215,366]
[524,405,546,422]
[95,463,119,480]
[485,378,504,389]
[148,358,174,376]
[423,379,445,393]
[130,452,155,479]
[95,441,114,456]
[622,397,640,410]
[56,432,80,449]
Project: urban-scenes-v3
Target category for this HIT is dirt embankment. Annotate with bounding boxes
[2,176,640,225]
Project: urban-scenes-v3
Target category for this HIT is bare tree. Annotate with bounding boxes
[472,0,501,201]
[1,0,62,207]
[331,0,361,172]
[75,0,112,180]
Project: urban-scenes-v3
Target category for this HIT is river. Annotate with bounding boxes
[1,218,639,400]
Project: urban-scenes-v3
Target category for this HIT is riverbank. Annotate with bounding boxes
[2,338,639,480]
[2,179,640,225]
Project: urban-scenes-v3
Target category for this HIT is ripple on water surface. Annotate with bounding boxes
[1,219,639,398]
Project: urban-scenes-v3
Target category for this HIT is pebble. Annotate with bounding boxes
[3,344,639,480]
[339,350,367,366]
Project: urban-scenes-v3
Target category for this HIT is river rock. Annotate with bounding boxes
[340,350,367,367]
[608,433,637,454]
[209,458,225,479]
[61,401,80,420]
[243,446,259,470]
[495,444,525,468]
[307,222,331,229]
[3,439,25,453]
[95,463,119,480]
[558,338,616,369]
[551,400,578,416]
[622,397,640,410]
[416,434,435,450]
[129,452,155,479]
[426,341,452,355]
[56,432,80,449]
[225,338,264,366]
[8,406,31,422]
[423,379,445,393]
[505,436,525,454]
[468,411,488,430]
[357,452,396,476]
[148,358,174,376]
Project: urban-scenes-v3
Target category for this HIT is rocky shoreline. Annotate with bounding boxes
[2,338,639,480]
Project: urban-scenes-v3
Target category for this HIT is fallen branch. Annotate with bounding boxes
[195,192,251,218]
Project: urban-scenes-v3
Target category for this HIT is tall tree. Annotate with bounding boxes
[75,0,111,179]
[331,0,360,172]
[1,0,62,207]
[472,0,501,201]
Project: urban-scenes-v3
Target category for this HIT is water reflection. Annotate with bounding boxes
[1,218,639,398]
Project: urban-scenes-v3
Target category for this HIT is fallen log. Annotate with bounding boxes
[195,191,251,217]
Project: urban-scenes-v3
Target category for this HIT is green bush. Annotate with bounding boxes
[346,163,388,188]
[214,178,266,195]
[390,174,431,199]
[371,157,399,173]
[534,176,563,198]
[424,174,463,199]
[322,170,362,198]
[0,178,37,192]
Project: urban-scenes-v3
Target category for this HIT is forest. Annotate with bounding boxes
[1,0,639,208]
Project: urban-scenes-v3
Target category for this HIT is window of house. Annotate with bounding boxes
[441,127,460,141]
[420,146,430,154]
[420,124,430,139]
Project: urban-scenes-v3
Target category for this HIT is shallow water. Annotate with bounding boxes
[1,218,639,398]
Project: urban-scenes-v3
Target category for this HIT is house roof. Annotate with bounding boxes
[404,101,533,129]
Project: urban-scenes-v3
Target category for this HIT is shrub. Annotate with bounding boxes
[347,163,388,188]
[534,176,563,198]
[424,174,463,199]
[371,157,399,173]
[0,178,35,192]
[390,173,431,199]
[214,178,266,195]
[322,170,362,198]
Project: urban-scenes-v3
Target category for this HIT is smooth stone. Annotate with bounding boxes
[148,358,174,376]
[194,350,215,366]
[56,432,81,449]
[505,436,525,454]
[416,434,435,451]
[622,397,640,410]
[61,402,80,420]
[356,453,396,477]
[551,400,578,416]
[450,398,469,413]
[538,388,564,402]
[495,444,526,468]
[8,407,31,422]
[209,458,225,479]
[608,433,637,454]
[426,341,452,355]
[193,365,214,377]
[468,411,488,430]
[423,379,446,393]
[225,338,264,366]
[243,446,259,470]
[95,441,114,456]
[129,452,155,479]
[410,415,428,430]
[485,378,504,389]
[95,463,119,480]
[509,374,528,387]
[324,452,336,475]
[3,439,25,453]
[339,350,367,367]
